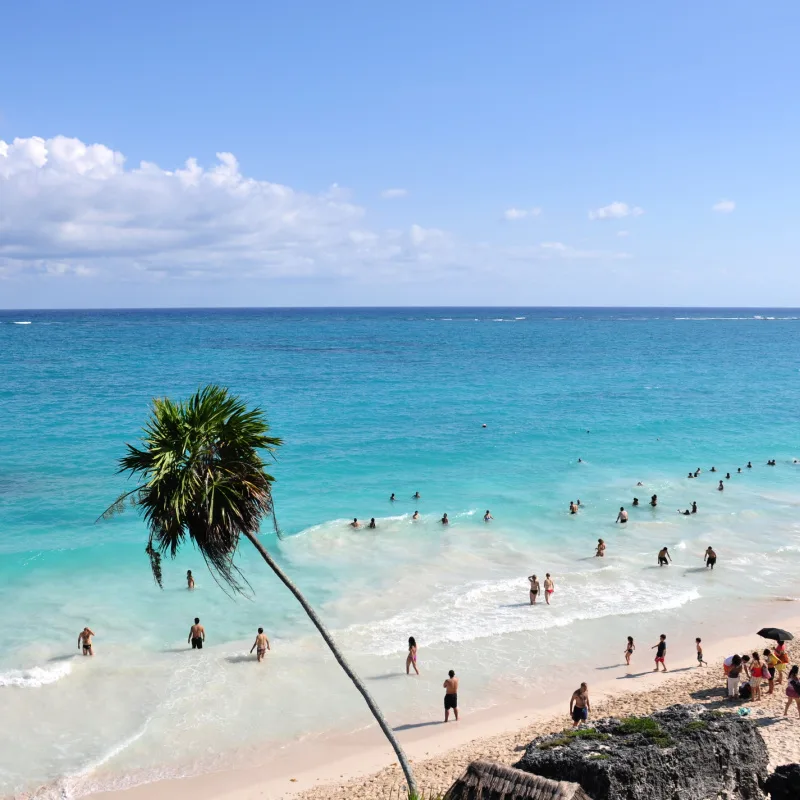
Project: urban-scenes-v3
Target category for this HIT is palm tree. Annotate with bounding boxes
[100,385,418,796]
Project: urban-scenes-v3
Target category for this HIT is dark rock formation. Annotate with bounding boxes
[513,704,768,800]
[765,763,800,799]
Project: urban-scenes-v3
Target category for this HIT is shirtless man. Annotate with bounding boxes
[544,573,554,604]
[528,574,540,605]
[188,617,205,649]
[412,510,420,521]
[443,670,459,722]
[350,518,361,528]
[570,683,590,728]
[704,546,717,570]
[616,507,628,524]
[249,627,271,663]
[650,494,658,507]
[658,547,671,566]
[440,513,449,525]
[78,627,95,656]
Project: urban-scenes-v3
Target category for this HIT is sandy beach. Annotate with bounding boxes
[82,610,800,800]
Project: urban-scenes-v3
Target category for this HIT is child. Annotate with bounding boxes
[749,652,764,700]
[652,634,667,672]
[623,636,635,666]
[696,638,707,667]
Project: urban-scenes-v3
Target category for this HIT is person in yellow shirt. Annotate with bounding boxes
[775,641,789,685]
[765,648,779,695]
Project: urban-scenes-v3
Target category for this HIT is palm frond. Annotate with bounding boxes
[96,487,144,523]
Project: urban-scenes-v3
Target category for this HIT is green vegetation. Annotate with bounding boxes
[684,720,709,732]
[616,716,673,748]
[588,753,610,760]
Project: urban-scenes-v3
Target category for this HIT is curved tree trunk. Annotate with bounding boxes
[243,531,418,797]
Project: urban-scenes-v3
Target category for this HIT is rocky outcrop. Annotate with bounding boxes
[765,763,800,799]
[513,704,768,800]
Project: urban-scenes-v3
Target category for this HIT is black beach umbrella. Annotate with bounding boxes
[757,627,794,643]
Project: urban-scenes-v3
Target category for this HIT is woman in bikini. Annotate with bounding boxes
[186,570,195,590]
[528,574,540,605]
[623,636,635,665]
[406,636,419,675]
[544,573,554,604]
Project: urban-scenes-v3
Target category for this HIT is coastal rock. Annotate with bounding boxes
[764,763,800,799]
[513,704,768,800]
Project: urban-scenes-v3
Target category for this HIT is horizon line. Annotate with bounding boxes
[3,305,800,312]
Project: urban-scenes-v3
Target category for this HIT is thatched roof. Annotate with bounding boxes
[444,760,594,800]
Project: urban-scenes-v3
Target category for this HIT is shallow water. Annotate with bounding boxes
[1,308,800,796]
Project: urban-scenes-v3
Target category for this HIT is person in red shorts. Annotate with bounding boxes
[652,634,667,672]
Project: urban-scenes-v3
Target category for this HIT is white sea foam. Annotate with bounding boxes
[0,661,72,688]
[12,321,32,325]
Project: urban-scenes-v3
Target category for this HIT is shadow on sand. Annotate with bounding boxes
[616,666,694,680]
[225,655,255,664]
[393,720,443,732]
[596,663,627,671]
[365,673,407,682]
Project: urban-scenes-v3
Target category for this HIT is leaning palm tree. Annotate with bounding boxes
[100,385,418,796]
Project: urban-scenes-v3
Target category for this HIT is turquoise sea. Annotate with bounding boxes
[2,308,800,797]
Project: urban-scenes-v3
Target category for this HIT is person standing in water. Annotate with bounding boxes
[413,491,421,499]
[390,493,396,502]
[544,573,554,604]
[569,501,577,514]
[368,518,377,529]
[78,627,95,656]
[718,480,724,491]
[570,683,590,727]
[484,510,493,522]
[440,513,449,525]
[350,518,361,528]
[652,634,668,672]
[528,574,540,605]
[186,570,195,590]
[704,546,717,569]
[188,617,205,649]
[616,507,628,524]
[696,638,707,667]
[650,494,658,507]
[691,501,697,514]
[412,510,419,521]
[249,627,270,662]
[658,547,671,566]
[623,636,635,665]
[443,670,459,722]
[406,636,419,675]
[595,539,606,557]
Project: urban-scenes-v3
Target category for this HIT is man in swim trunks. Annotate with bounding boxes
[658,547,671,566]
[188,617,205,649]
[616,507,628,524]
[249,627,271,663]
[350,518,361,528]
[443,670,459,722]
[569,683,590,728]
[704,546,717,570]
[652,634,667,672]
[528,574,540,604]
[544,573,554,604]
[441,513,449,524]
[78,627,95,656]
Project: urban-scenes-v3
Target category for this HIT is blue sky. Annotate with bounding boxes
[1,1,799,307]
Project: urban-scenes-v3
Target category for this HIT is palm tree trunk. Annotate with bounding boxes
[243,531,419,797]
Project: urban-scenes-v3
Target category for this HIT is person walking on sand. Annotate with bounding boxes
[696,638,707,667]
[443,670,459,722]
[528,574,540,605]
[406,636,419,675]
[783,665,800,717]
[704,546,717,569]
[595,539,606,557]
[652,634,667,672]
[616,506,628,524]
[188,617,205,649]
[658,546,671,566]
[570,683,590,728]
[624,636,635,666]
[249,628,270,662]
[186,570,195,590]
[78,627,95,656]
[544,573,554,604]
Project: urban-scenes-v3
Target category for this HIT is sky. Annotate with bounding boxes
[1,1,799,308]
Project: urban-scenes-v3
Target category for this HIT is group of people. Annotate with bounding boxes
[527,573,555,604]
[722,642,799,714]
[405,637,459,721]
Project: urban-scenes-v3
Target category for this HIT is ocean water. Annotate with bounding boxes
[2,307,800,797]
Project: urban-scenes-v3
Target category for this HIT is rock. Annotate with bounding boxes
[513,704,768,800]
[765,763,800,799]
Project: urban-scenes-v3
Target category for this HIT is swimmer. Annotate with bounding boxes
[390,493,396,502]
[569,501,577,514]
[718,480,724,491]
[704,546,716,570]
[710,466,717,472]
[747,462,752,469]
[576,499,582,506]
[249,627,270,663]
[694,468,701,477]
[186,570,195,590]
[636,482,643,487]
[368,518,376,529]
[482,423,487,428]
[441,513,449,525]
[412,510,420,520]
[658,546,671,566]
[691,501,697,514]
[528,573,540,605]
[413,491,421,499]
[544,573,554,604]
[78,627,95,656]
[578,458,582,463]
[737,468,742,473]
[725,472,731,479]
[350,518,361,528]
[595,538,606,557]
[687,473,694,479]
[632,497,639,506]
[616,506,628,524]
[484,509,493,522]
[678,509,690,516]
[406,636,419,675]
[650,494,658,507]
[188,618,205,649]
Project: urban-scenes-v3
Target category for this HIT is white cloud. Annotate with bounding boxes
[616,230,630,237]
[712,199,735,213]
[503,207,542,221]
[381,188,408,198]
[506,242,630,261]
[588,202,644,221]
